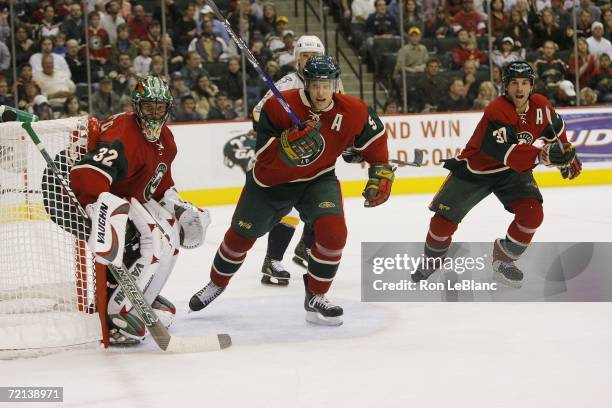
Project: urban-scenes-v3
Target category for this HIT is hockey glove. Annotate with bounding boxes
[363,164,395,208]
[539,142,577,167]
[342,146,364,164]
[560,155,582,180]
[159,187,211,249]
[279,121,324,167]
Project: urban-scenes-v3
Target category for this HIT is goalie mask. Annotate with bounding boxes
[132,75,174,142]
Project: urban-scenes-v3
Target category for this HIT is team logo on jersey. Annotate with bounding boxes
[144,163,168,201]
[237,220,252,230]
[318,201,336,208]
[516,131,534,144]
[223,132,256,173]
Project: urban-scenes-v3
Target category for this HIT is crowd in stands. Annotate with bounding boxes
[334,0,611,111]
[0,0,610,123]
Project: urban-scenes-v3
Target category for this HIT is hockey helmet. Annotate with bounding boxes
[502,61,536,94]
[294,35,325,73]
[131,75,174,142]
[303,56,341,95]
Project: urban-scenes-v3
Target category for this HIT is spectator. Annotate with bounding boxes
[587,22,612,60]
[383,99,399,114]
[401,0,425,35]
[60,94,87,117]
[29,37,71,79]
[18,82,41,114]
[14,63,34,100]
[100,0,126,44]
[207,91,237,120]
[491,63,503,95]
[0,2,8,43]
[38,5,61,39]
[578,0,601,23]
[393,27,429,76]
[551,79,576,106]
[174,94,205,121]
[0,77,12,107]
[220,56,244,101]
[577,10,594,39]
[190,16,228,63]
[514,0,530,24]
[451,29,487,69]
[437,77,470,111]
[504,7,531,48]
[85,11,112,70]
[62,3,85,44]
[175,3,198,55]
[579,86,598,105]
[425,6,451,38]
[110,24,138,65]
[530,7,566,50]
[603,9,612,41]
[472,81,496,109]
[255,2,277,36]
[53,33,68,57]
[491,37,524,67]
[0,40,9,72]
[13,26,36,68]
[274,15,291,38]
[33,54,76,108]
[276,30,296,69]
[109,52,134,96]
[414,58,446,111]
[350,0,376,46]
[227,16,252,58]
[152,0,182,37]
[550,0,571,30]
[128,3,150,41]
[145,20,173,53]
[133,41,152,76]
[91,76,121,119]
[120,96,132,112]
[33,95,54,120]
[590,53,612,102]
[490,0,509,40]
[462,59,483,103]
[170,72,193,101]
[180,51,209,88]
[568,37,597,88]
[65,39,86,83]
[451,0,486,36]
[199,5,230,45]
[192,73,218,118]
[535,40,567,85]
[365,0,398,38]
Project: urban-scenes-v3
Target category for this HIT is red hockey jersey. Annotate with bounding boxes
[70,112,177,205]
[457,93,568,174]
[254,89,389,187]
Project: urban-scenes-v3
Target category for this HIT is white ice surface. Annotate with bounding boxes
[2,185,612,408]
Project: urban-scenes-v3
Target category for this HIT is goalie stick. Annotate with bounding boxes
[21,121,231,353]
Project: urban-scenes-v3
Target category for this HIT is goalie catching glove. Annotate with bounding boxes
[363,164,395,208]
[159,187,211,249]
[279,121,324,167]
[539,142,581,180]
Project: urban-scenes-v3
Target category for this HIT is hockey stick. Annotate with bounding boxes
[21,121,231,353]
[204,0,304,129]
[390,149,425,167]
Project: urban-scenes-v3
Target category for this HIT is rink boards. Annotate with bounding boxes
[169,106,612,206]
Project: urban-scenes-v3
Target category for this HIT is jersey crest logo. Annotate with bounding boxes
[516,131,533,144]
[223,132,256,173]
[318,201,336,209]
[144,163,168,201]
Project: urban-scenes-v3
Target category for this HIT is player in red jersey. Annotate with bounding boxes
[70,75,211,344]
[189,56,394,325]
[413,61,582,287]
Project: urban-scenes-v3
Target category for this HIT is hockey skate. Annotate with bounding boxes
[261,255,290,286]
[292,240,310,269]
[411,256,443,283]
[303,274,343,326]
[189,281,225,312]
[152,295,176,327]
[493,260,524,288]
[108,328,141,346]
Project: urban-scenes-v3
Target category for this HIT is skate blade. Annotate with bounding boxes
[305,311,343,326]
[292,255,308,269]
[261,275,289,286]
[494,272,523,288]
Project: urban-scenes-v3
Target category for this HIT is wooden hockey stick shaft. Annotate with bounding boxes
[22,121,231,353]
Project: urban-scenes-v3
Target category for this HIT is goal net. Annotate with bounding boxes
[0,117,106,357]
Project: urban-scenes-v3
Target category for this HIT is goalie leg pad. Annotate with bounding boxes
[86,192,130,267]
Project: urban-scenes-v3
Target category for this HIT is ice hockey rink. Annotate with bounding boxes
[3,185,612,408]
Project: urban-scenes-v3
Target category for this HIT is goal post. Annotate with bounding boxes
[0,117,108,357]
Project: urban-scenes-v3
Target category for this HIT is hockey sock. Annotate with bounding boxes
[266,222,296,261]
[495,198,543,262]
[424,214,458,259]
[210,228,256,287]
[301,224,315,248]
[307,215,347,294]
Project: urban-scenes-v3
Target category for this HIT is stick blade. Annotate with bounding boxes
[164,333,232,353]
[413,148,424,166]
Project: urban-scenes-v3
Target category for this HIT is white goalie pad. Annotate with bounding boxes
[159,187,211,249]
[86,192,130,267]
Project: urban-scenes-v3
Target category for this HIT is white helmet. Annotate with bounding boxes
[294,35,325,72]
